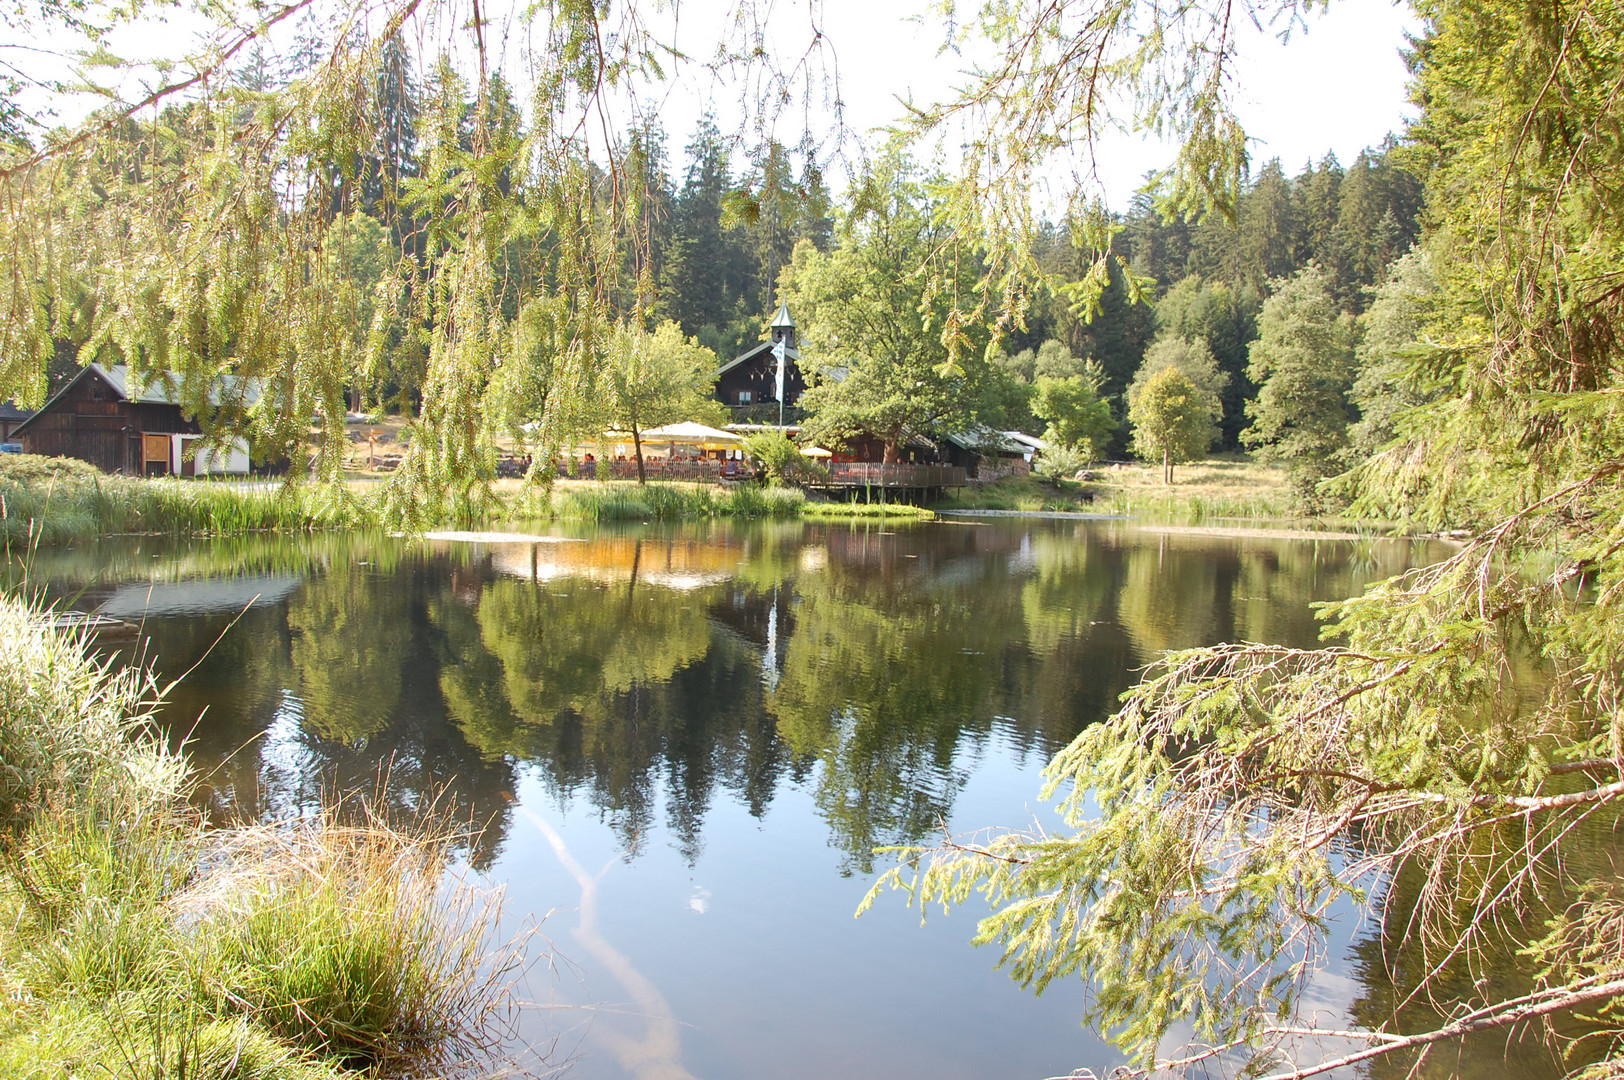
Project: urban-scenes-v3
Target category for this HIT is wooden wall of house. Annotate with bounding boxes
[832,435,938,464]
[16,372,198,474]
[715,348,807,408]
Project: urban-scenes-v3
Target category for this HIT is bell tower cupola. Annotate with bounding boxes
[770,302,796,349]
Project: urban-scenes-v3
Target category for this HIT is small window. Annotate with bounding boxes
[737,390,753,405]
[91,387,106,402]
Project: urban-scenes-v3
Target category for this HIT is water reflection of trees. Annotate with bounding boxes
[46,524,1446,877]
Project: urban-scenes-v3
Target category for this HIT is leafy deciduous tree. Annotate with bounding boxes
[1127,367,1210,483]
[603,320,721,484]
[1032,375,1114,460]
[786,156,993,460]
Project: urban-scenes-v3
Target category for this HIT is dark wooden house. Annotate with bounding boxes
[10,364,259,475]
[715,304,806,419]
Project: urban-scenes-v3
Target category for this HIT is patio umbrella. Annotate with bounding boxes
[639,422,743,444]
[799,446,833,458]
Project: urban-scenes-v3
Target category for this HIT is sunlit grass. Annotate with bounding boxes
[0,593,523,1079]
[929,473,1095,513]
[0,455,372,546]
[1091,458,1302,522]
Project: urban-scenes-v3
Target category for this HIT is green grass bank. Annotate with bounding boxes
[549,480,807,521]
[931,459,1343,525]
[0,455,371,546]
[0,594,519,1079]
[2,455,940,543]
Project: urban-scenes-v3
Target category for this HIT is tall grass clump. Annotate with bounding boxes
[0,598,182,831]
[799,499,935,520]
[554,481,805,521]
[0,594,522,1079]
[1101,486,1298,522]
[196,822,510,1070]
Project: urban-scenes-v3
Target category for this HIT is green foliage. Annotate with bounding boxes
[1348,249,1440,456]
[603,321,723,483]
[1152,277,1258,444]
[737,428,812,483]
[1031,443,1090,479]
[1127,368,1211,483]
[786,154,998,458]
[1031,375,1115,459]
[1242,264,1357,503]
[1126,335,1227,448]
[871,0,1624,1074]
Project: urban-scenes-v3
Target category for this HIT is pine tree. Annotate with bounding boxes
[661,117,733,339]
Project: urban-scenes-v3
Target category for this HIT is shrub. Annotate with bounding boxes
[1035,445,1090,479]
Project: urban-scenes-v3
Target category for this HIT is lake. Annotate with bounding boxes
[25,516,1503,1079]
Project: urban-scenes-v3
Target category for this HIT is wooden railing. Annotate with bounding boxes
[823,463,967,488]
[603,460,743,482]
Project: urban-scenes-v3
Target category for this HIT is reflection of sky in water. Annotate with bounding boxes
[28,521,1484,1080]
[255,691,323,821]
[504,744,1113,1080]
[96,574,303,617]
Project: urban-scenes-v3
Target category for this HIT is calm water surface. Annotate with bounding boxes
[26,518,1497,1079]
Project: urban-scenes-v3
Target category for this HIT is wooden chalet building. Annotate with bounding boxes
[11,363,260,476]
[715,304,806,420]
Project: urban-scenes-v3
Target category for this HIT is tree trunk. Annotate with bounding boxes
[884,439,900,464]
[1163,448,1172,485]
[633,425,646,485]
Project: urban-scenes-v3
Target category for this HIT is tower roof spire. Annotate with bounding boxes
[770,302,795,329]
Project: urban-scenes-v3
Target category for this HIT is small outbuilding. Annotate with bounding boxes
[10,364,261,476]
[941,427,1034,479]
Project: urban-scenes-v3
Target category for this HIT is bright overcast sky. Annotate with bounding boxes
[659,0,1423,207]
[30,0,1420,211]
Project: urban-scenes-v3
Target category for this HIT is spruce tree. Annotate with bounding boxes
[1242,264,1356,501]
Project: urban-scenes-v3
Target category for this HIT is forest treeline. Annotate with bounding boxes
[38,35,1422,502]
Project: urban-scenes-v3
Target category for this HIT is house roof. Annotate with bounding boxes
[96,364,263,407]
[716,338,801,379]
[11,364,264,439]
[1002,430,1048,452]
[0,402,34,423]
[943,426,1029,455]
